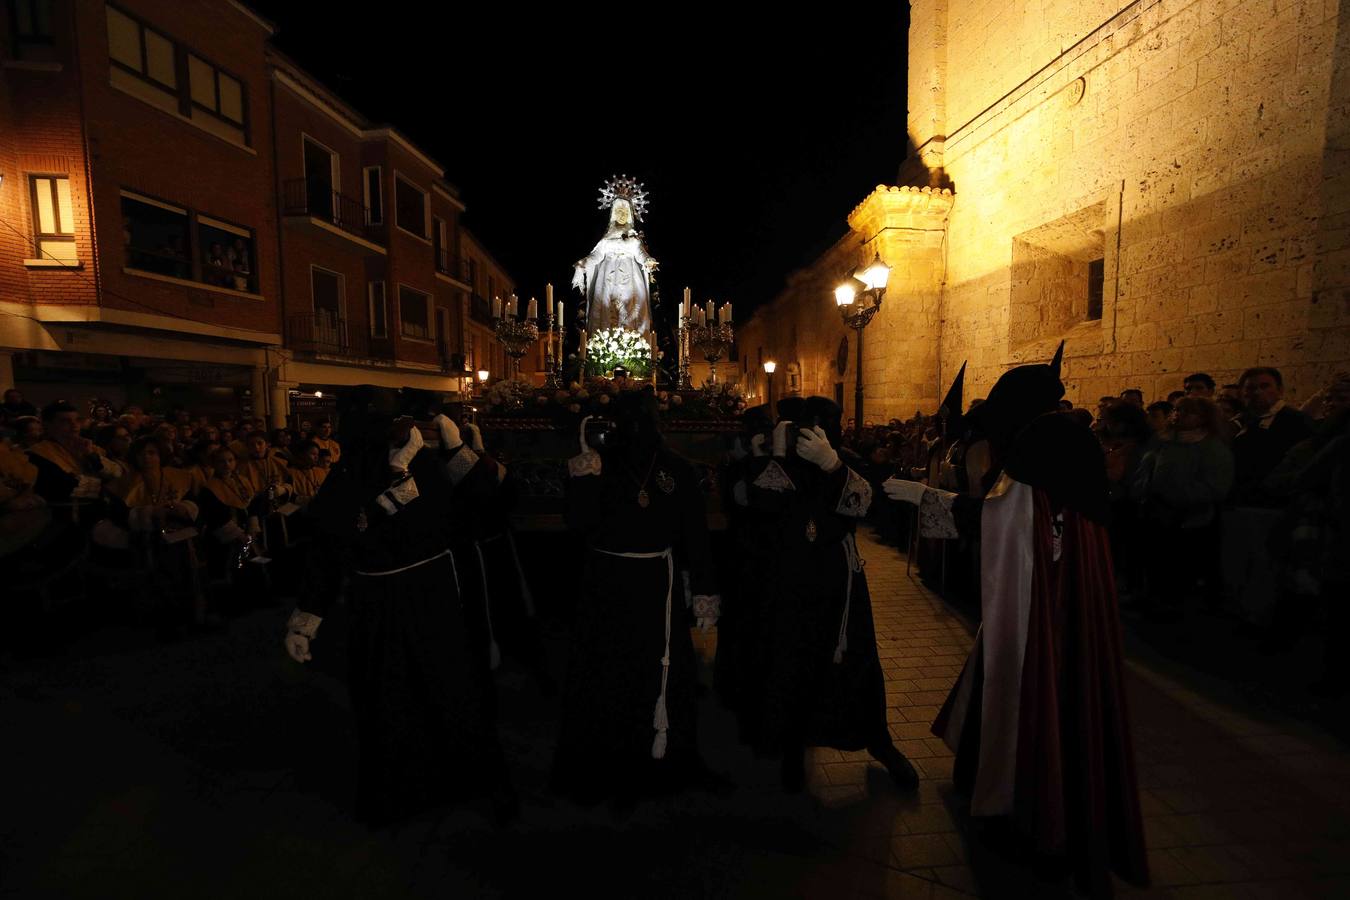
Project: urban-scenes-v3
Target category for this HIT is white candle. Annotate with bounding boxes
[705,300,714,323]
[492,295,502,319]
[725,302,733,323]
[677,300,684,320]
[507,295,517,317]
[527,297,538,320]
[683,286,691,310]
[556,301,564,333]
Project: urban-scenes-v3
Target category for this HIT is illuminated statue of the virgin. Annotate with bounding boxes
[572,176,658,334]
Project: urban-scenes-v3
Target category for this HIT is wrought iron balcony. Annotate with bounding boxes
[283,178,379,244]
[286,313,368,358]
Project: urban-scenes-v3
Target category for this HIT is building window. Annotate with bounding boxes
[369,281,388,338]
[188,53,244,125]
[310,267,344,351]
[399,285,431,339]
[363,166,382,225]
[122,191,190,278]
[467,258,478,293]
[433,216,448,272]
[121,189,257,293]
[1009,200,1108,345]
[199,214,255,293]
[106,6,176,90]
[1087,257,1105,321]
[394,174,428,239]
[105,4,249,142]
[29,175,77,262]
[12,0,54,43]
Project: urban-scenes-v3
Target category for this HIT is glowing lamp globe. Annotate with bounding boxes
[859,253,891,291]
[835,282,857,307]
[763,360,777,374]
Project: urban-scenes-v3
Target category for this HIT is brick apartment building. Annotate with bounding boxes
[1,0,517,425]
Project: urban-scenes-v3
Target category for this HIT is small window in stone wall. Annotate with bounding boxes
[1009,200,1107,346]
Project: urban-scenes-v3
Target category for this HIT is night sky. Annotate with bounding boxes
[253,2,910,316]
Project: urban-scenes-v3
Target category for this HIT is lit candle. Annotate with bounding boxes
[546,283,553,309]
[725,302,733,323]
[527,297,538,320]
[705,300,714,323]
[492,295,502,319]
[683,286,691,311]
[677,300,685,320]
[556,301,563,333]
[507,295,517,317]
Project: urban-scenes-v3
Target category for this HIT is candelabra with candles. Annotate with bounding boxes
[678,293,735,390]
[491,293,540,380]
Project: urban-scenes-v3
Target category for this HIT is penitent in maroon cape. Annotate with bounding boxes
[900,365,1148,896]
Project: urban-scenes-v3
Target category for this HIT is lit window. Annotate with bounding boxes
[106,6,175,89]
[369,281,388,338]
[30,175,76,262]
[399,286,431,339]
[395,175,428,239]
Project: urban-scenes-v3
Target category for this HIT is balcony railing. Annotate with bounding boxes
[287,313,369,358]
[470,293,495,325]
[436,248,473,284]
[283,178,378,243]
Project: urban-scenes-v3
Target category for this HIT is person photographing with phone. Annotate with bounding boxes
[741,396,920,793]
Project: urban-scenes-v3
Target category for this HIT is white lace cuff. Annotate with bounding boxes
[376,476,420,515]
[692,594,721,619]
[835,467,872,517]
[919,488,960,539]
[445,446,479,484]
[568,451,602,478]
[752,460,794,493]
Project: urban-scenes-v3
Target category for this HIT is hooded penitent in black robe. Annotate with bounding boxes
[910,365,1148,896]
[552,393,718,803]
[297,398,509,826]
[744,444,887,754]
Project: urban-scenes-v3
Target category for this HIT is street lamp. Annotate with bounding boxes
[835,250,890,430]
[477,369,490,395]
[763,359,776,409]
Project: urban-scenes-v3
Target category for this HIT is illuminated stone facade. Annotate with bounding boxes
[744,0,1350,421]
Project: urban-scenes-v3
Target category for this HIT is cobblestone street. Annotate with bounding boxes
[4,527,1350,899]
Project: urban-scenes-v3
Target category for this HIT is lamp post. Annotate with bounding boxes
[834,251,891,431]
[763,359,776,411]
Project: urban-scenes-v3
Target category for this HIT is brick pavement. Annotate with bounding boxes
[5,527,1350,899]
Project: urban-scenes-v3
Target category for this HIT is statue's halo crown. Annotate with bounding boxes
[598,175,649,221]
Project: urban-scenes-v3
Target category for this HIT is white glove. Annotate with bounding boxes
[431,414,461,452]
[464,422,484,453]
[390,424,425,470]
[693,594,721,632]
[749,433,768,457]
[730,436,748,461]
[772,421,792,458]
[284,609,321,663]
[796,426,840,472]
[883,477,928,505]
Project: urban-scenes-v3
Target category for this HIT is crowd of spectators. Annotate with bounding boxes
[844,368,1350,697]
[1,389,341,644]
